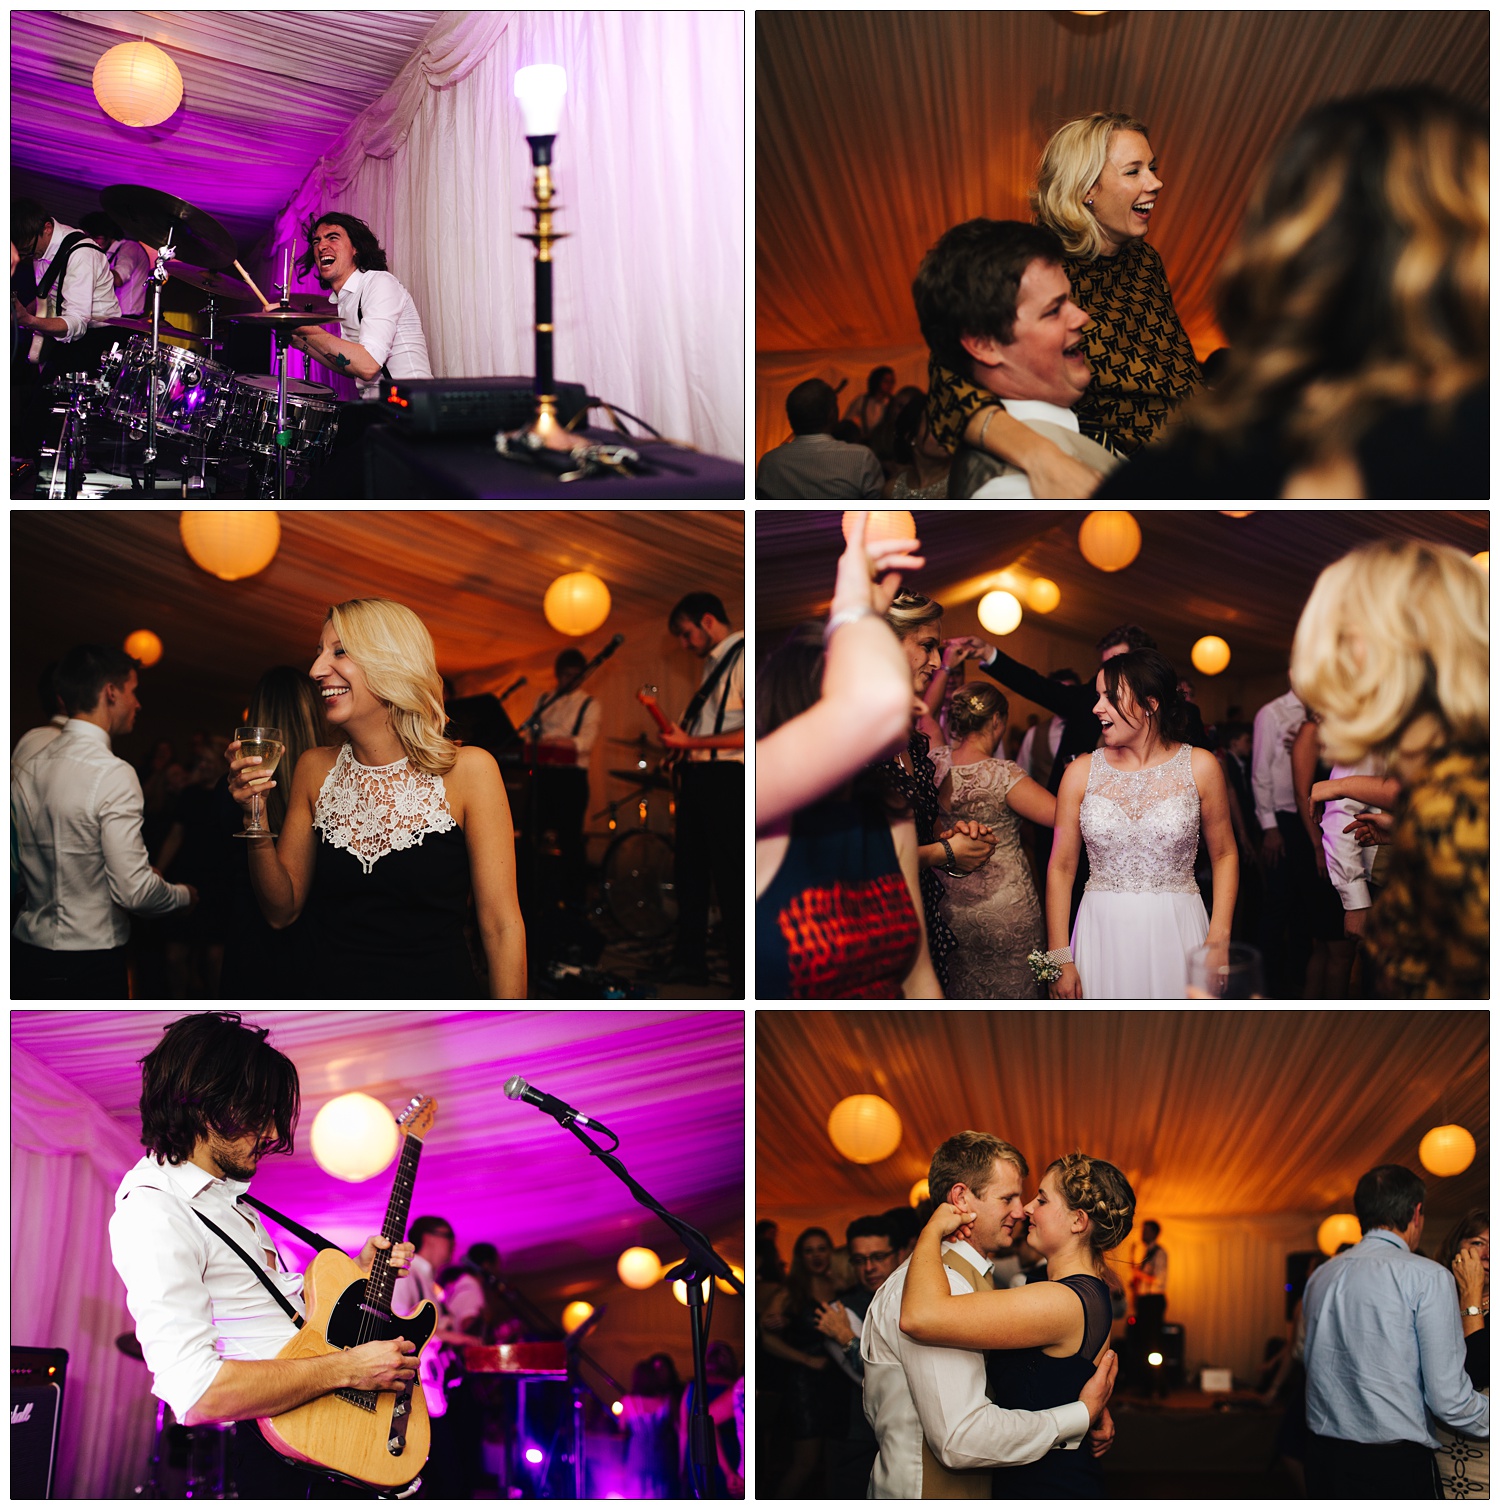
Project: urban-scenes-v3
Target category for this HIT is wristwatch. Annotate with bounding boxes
[1461,1305,1483,1316]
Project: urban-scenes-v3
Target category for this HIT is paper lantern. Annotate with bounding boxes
[93,40,183,128]
[841,510,917,545]
[714,1263,745,1295]
[124,629,163,666]
[1191,635,1231,676]
[1473,552,1489,571]
[543,571,611,636]
[1317,1213,1362,1256]
[180,511,281,581]
[1219,510,1255,518]
[909,1178,930,1208]
[617,1246,662,1289]
[673,1277,712,1306]
[562,1301,594,1333]
[1078,510,1141,572]
[1026,577,1060,613]
[309,1093,398,1182]
[977,590,1023,636]
[1419,1124,1477,1177]
[828,1094,902,1164]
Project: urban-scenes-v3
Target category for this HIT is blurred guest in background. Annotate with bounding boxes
[884,393,952,499]
[1434,1210,1489,1498]
[757,379,884,499]
[620,1353,683,1499]
[846,365,897,438]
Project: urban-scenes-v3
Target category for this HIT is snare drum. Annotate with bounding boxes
[224,376,340,465]
[98,337,235,440]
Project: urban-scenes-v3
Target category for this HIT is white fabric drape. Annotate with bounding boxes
[12,1044,158,1500]
[270,11,745,459]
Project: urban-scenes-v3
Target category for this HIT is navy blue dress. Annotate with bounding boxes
[986,1274,1112,1497]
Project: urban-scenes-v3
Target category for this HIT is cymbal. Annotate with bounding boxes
[101,185,236,270]
[228,307,334,327]
[279,293,335,314]
[165,261,257,301]
[609,768,672,791]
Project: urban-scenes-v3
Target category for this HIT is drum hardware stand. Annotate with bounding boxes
[142,230,178,497]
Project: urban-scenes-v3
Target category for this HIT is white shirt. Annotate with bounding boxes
[392,1253,450,1417]
[31,220,120,341]
[107,237,153,317]
[969,401,1119,499]
[683,631,745,764]
[12,718,191,951]
[1251,689,1305,828]
[333,267,433,400]
[1320,755,1379,912]
[12,714,69,769]
[1016,718,1063,778]
[861,1240,1089,1497]
[109,1156,304,1421]
[528,688,601,769]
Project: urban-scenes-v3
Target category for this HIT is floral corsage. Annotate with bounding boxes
[1027,946,1073,985]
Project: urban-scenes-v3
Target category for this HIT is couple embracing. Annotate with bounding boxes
[862,1131,1131,1497]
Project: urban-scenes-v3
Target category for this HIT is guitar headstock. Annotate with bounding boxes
[397,1095,438,1139]
[636,685,658,703]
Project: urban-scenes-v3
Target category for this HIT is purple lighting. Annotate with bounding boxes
[524,1448,545,1466]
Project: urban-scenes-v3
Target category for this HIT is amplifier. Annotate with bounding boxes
[12,1346,67,1498]
[378,377,590,435]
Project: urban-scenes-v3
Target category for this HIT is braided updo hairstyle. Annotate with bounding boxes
[1047,1152,1136,1274]
[947,683,1009,740]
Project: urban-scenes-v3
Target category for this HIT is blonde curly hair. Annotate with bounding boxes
[325,598,457,776]
[1046,1152,1136,1270]
[1031,112,1152,261]
[1289,539,1488,767]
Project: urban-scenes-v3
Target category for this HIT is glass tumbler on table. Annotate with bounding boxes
[234,725,285,839]
[1185,941,1264,999]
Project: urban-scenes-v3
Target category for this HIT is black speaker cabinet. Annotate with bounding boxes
[12,1346,67,1497]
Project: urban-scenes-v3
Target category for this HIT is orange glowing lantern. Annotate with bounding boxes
[124,629,163,666]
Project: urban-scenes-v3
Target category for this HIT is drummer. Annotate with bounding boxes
[288,212,431,497]
[80,212,151,319]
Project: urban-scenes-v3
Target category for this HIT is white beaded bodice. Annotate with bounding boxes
[1080,742,1200,894]
[313,744,456,875]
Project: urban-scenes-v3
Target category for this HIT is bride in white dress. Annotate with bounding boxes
[1046,649,1237,999]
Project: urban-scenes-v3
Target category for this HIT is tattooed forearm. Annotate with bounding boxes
[331,352,351,370]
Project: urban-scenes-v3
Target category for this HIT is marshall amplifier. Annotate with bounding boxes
[12,1346,67,1498]
[378,376,590,435]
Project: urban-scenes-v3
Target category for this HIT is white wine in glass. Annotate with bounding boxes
[234,725,285,839]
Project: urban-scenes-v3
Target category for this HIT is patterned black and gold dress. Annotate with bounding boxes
[927,238,1201,459]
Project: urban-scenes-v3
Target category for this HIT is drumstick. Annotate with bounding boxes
[232,259,274,311]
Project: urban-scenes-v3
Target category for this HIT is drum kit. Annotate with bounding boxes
[30,184,339,499]
[598,732,678,939]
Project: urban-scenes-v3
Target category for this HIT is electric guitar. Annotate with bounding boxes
[258,1096,438,1490]
[636,685,683,771]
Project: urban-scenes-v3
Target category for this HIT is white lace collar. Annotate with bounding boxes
[313,744,456,874]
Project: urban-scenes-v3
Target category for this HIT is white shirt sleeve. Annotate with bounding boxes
[57,241,119,340]
[109,1187,227,1421]
[98,763,192,915]
[1322,796,1372,910]
[574,697,602,759]
[352,272,401,370]
[1250,702,1281,831]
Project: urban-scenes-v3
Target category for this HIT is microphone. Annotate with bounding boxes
[504,1075,617,1137]
[497,675,527,700]
[599,633,625,660]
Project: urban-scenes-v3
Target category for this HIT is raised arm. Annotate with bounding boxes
[755,513,923,830]
[901,1203,1080,1351]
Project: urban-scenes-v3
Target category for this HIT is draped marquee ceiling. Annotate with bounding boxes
[755,508,1490,686]
[15,1007,746,1283]
[754,10,1491,461]
[10,10,445,250]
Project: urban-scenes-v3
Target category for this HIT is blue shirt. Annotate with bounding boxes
[1304,1227,1488,1448]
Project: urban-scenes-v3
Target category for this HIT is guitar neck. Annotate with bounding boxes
[366,1132,425,1313]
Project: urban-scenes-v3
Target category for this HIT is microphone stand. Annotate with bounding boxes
[550,1116,742,1498]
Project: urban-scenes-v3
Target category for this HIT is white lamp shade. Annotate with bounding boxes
[93,40,183,128]
[977,590,1023,636]
[827,1094,903,1164]
[309,1093,398,1182]
[514,64,567,136]
[180,511,281,581]
[1317,1213,1362,1256]
[617,1246,662,1289]
[1026,577,1061,613]
[124,629,163,666]
[543,571,611,636]
[1078,510,1142,572]
[1419,1124,1477,1177]
[1191,635,1232,676]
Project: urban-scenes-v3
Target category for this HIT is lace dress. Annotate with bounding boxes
[1073,742,1207,998]
[308,745,481,998]
[930,749,1042,999]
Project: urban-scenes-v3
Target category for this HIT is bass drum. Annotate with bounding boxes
[602,830,677,939]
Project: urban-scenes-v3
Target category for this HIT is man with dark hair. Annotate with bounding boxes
[817,1212,908,1496]
[526,648,603,913]
[912,219,1117,498]
[109,1013,419,1497]
[80,210,151,317]
[755,377,884,498]
[862,1131,1115,1496]
[661,593,744,992]
[1303,1164,1488,1498]
[12,644,196,998]
[1128,1219,1169,1398]
[11,660,68,768]
[291,211,432,498]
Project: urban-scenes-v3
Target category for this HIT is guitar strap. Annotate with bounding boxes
[677,638,743,762]
[570,695,592,739]
[238,1194,344,1255]
[192,1211,306,1328]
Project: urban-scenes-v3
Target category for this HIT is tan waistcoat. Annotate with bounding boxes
[920,1250,995,1499]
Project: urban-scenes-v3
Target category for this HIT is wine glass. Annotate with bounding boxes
[233,725,285,839]
[1186,941,1264,999]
